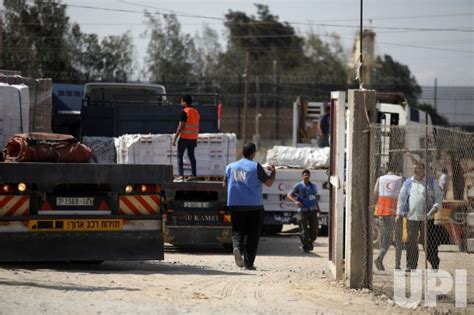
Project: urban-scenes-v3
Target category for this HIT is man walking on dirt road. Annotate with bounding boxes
[224,142,276,270]
[173,95,200,181]
[373,166,403,271]
[396,162,443,271]
[287,169,320,253]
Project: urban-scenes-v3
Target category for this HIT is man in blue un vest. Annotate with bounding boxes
[224,142,276,270]
[287,169,320,252]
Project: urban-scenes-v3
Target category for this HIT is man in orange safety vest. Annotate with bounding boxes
[172,95,200,181]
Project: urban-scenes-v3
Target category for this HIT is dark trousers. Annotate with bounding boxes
[318,134,329,148]
[377,216,402,268]
[406,219,440,269]
[231,209,264,268]
[297,211,319,250]
[177,138,197,176]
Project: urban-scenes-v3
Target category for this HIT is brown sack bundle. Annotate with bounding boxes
[3,133,91,163]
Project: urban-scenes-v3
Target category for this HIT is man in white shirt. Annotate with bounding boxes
[396,163,443,271]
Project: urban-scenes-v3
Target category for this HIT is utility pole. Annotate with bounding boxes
[358,0,364,89]
[242,50,250,143]
[273,60,280,140]
[434,77,438,111]
[254,76,261,148]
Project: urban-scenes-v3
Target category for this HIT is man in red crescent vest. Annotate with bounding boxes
[172,95,200,180]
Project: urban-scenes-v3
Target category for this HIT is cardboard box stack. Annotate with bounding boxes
[170,133,237,176]
[116,134,172,165]
[0,73,52,133]
[112,133,236,177]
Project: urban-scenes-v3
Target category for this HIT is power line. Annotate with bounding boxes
[27,1,474,33]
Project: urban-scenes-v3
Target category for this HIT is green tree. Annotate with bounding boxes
[193,24,222,84]
[144,12,196,84]
[222,4,306,76]
[3,1,135,82]
[370,54,422,105]
[2,0,79,80]
[303,31,348,84]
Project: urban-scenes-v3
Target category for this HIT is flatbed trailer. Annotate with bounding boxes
[0,162,172,262]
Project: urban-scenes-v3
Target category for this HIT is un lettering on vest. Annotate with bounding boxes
[233,170,247,182]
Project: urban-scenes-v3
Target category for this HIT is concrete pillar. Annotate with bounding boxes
[345,89,376,288]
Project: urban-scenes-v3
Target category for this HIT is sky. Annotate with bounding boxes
[10,0,474,86]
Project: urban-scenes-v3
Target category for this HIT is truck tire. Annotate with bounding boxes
[263,224,283,235]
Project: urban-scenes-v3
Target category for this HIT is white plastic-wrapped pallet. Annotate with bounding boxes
[0,84,29,150]
[266,146,330,169]
[170,133,237,176]
[82,137,117,164]
[116,134,172,165]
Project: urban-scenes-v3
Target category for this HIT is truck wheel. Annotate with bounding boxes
[263,224,283,235]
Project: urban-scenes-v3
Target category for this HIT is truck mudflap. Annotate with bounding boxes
[165,226,232,247]
[0,230,164,262]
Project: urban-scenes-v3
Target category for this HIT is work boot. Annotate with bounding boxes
[244,265,256,270]
[374,257,385,271]
[233,248,244,268]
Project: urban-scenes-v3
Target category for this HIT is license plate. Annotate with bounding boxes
[183,201,210,208]
[28,219,123,232]
[56,197,94,206]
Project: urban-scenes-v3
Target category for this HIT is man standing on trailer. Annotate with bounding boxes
[173,95,200,181]
[224,143,276,270]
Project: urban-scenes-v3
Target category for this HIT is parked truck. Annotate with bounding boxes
[0,82,172,262]
[81,83,232,248]
[261,99,330,235]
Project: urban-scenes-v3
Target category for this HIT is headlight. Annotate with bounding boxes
[125,185,133,193]
[17,183,27,192]
[140,185,147,193]
[2,185,10,193]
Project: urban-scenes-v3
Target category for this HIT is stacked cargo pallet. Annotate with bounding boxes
[83,133,237,177]
[170,133,237,176]
[0,84,30,150]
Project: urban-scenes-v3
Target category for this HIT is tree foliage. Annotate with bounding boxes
[370,54,422,105]
[1,0,423,109]
[2,0,78,80]
[2,0,135,82]
[144,13,196,84]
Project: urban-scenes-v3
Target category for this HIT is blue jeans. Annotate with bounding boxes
[377,216,402,268]
[177,138,197,176]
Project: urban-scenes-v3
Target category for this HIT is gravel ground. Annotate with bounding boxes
[0,230,469,314]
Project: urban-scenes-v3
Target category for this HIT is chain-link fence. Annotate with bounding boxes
[369,124,474,307]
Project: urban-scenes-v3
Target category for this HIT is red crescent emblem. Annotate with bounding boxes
[384,181,394,192]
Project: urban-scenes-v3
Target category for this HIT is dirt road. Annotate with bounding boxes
[0,232,463,314]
